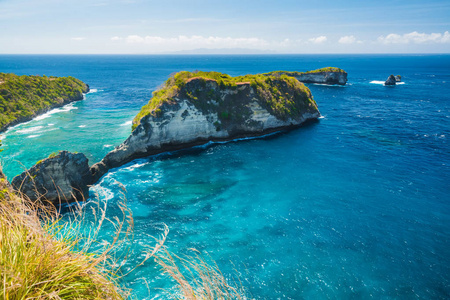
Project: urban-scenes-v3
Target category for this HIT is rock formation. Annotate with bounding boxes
[11,68,348,203]
[265,68,348,85]
[11,151,92,205]
[90,71,320,182]
[395,75,402,82]
[385,75,397,86]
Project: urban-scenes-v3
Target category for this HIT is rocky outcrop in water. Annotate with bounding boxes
[395,75,402,82]
[90,71,320,182]
[265,68,348,85]
[385,75,397,86]
[11,151,91,205]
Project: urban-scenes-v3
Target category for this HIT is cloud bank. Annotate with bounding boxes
[377,31,450,44]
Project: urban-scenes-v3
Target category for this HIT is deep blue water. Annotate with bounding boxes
[1,55,449,299]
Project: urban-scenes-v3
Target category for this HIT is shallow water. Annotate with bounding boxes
[1,54,449,299]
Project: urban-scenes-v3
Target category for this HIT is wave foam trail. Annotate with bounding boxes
[88,89,98,93]
[370,80,405,85]
[120,120,132,127]
[27,135,40,138]
[17,126,44,134]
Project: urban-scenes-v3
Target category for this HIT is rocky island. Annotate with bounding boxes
[90,71,320,181]
[0,73,89,132]
[265,67,348,85]
[10,68,351,204]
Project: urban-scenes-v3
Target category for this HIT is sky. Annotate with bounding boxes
[0,0,449,54]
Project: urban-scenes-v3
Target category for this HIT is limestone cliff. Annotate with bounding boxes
[265,67,348,85]
[11,151,91,205]
[90,71,320,181]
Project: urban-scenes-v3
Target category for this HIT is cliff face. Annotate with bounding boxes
[265,68,348,85]
[91,72,320,181]
[0,73,89,132]
[294,72,347,85]
[11,151,91,205]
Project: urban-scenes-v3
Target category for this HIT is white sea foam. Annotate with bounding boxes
[120,120,132,127]
[33,103,78,122]
[124,162,149,171]
[27,134,40,138]
[318,115,326,119]
[311,83,346,87]
[103,144,113,148]
[17,126,44,134]
[370,80,405,85]
[48,123,54,126]
[88,89,98,93]
[90,185,115,202]
[78,125,86,128]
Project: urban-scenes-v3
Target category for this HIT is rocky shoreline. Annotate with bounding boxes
[0,73,89,133]
[9,68,346,205]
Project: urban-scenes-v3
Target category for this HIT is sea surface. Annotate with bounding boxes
[1,54,449,299]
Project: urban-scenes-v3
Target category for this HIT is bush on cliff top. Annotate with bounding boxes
[264,67,346,77]
[0,73,88,131]
[132,70,317,130]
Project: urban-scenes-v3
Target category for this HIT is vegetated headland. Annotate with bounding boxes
[1,67,347,298]
[0,73,89,132]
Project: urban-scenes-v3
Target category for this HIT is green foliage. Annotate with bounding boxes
[0,73,89,131]
[132,70,318,130]
[264,67,346,78]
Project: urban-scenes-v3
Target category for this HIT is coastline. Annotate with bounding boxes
[0,94,87,134]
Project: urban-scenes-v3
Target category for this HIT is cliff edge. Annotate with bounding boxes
[0,73,89,132]
[265,67,348,85]
[90,71,320,182]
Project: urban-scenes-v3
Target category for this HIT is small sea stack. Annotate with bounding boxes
[385,75,397,86]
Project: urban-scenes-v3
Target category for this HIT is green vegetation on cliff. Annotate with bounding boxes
[264,67,346,77]
[0,73,89,131]
[132,71,318,130]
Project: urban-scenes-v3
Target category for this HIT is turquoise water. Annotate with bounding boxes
[1,55,449,299]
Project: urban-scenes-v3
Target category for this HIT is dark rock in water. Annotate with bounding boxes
[395,75,402,82]
[265,67,348,85]
[385,75,397,86]
[12,151,92,205]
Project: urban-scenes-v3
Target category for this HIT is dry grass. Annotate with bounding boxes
[0,177,131,299]
[153,244,250,300]
[0,171,250,299]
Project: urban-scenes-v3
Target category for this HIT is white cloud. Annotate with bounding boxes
[71,37,85,41]
[378,31,450,44]
[123,35,269,49]
[110,36,123,41]
[308,36,327,44]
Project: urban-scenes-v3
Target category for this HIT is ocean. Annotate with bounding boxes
[0,54,449,299]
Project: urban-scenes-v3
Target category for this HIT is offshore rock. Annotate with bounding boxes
[395,75,402,82]
[91,71,320,182]
[385,75,397,86]
[265,68,348,85]
[12,151,92,205]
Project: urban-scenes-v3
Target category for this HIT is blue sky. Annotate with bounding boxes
[0,0,449,54]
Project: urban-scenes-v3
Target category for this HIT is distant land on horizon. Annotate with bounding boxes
[163,48,278,55]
